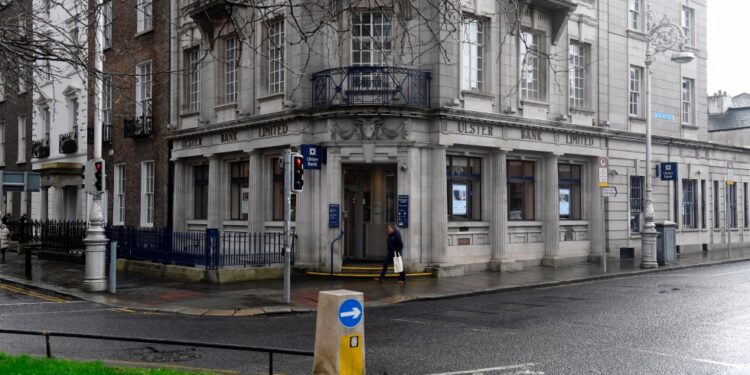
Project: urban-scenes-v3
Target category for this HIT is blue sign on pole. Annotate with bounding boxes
[301,144,322,170]
[328,204,340,229]
[338,299,363,328]
[654,112,674,121]
[660,162,678,181]
[397,195,409,228]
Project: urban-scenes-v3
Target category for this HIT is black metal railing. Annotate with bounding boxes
[59,131,78,154]
[32,138,50,158]
[6,219,88,255]
[124,116,152,138]
[87,125,113,144]
[108,227,296,269]
[311,65,431,109]
[0,328,313,375]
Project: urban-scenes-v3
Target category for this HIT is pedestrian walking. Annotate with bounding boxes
[0,223,7,262]
[375,224,406,284]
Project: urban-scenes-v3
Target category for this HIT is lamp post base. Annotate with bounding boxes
[640,228,659,269]
[83,192,108,292]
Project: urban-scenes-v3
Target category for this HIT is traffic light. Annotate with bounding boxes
[94,161,104,192]
[292,154,304,192]
[81,165,86,189]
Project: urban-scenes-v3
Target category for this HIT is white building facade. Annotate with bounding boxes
[167,0,746,276]
[30,0,90,221]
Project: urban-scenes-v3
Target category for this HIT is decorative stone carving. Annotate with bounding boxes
[330,118,408,141]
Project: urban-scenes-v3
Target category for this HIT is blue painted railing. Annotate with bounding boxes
[311,66,431,109]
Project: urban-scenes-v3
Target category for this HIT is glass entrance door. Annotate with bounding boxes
[343,164,397,260]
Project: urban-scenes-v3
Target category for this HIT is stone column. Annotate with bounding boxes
[172,160,186,231]
[430,146,448,265]
[541,153,562,268]
[247,150,264,233]
[489,150,520,272]
[207,155,222,229]
[40,187,49,221]
[55,186,65,221]
[588,158,606,263]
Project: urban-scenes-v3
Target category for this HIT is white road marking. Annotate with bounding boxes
[423,363,541,375]
[0,307,112,316]
[632,348,742,369]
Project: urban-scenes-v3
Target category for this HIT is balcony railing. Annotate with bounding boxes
[32,138,50,158]
[124,116,152,138]
[59,131,78,154]
[311,66,431,110]
[88,125,113,145]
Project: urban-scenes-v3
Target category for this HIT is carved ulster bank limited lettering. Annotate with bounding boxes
[220,131,238,143]
[521,129,542,141]
[565,134,595,146]
[181,136,203,148]
[258,124,289,138]
[457,122,494,136]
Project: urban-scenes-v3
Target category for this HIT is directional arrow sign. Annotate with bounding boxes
[338,299,364,328]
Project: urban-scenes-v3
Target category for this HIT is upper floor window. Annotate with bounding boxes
[183,47,201,113]
[219,36,238,104]
[461,16,485,92]
[102,74,112,127]
[42,107,51,140]
[569,42,588,109]
[681,7,694,47]
[135,61,152,118]
[0,73,4,102]
[17,115,25,163]
[351,11,392,66]
[42,0,51,18]
[520,31,545,102]
[267,19,285,95]
[18,74,26,94]
[629,65,643,117]
[103,0,112,48]
[681,78,694,125]
[629,0,642,31]
[137,0,153,33]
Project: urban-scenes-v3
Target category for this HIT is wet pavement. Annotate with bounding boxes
[1,246,749,316]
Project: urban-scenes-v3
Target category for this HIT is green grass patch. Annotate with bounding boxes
[0,352,217,374]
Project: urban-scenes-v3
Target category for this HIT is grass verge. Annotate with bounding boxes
[0,352,217,374]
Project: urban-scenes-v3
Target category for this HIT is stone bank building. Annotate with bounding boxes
[166,0,746,276]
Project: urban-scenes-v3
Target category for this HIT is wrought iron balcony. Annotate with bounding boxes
[59,131,78,154]
[311,66,431,110]
[32,138,50,158]
[124,116,152,138]
[87,124,113,145]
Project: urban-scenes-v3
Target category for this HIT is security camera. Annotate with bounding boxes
[399,163,408,172]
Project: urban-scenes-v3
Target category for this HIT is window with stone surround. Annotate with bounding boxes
[681,6,694,47]
[114,164,125,225]
[267,19,285,95]
[729,182,738,228]
[103,0,112,48]
[629,65,643,117]
[447,156,482,221]
[230,161,249,220]
[682,179,697,229]
[629,0,642,31]
[141,161,154,226]
[569,42,588,109]
[559,164,582,220]
[137,0,152,33]
[508,160,535,221]
[682,78,694,125]
[218,36,239,104]
[520,30,545,102]
[630,176,644,233]
[714,180,720,229]
[461,16,485,92]
[193,165,209,220]
[183,47,201,113]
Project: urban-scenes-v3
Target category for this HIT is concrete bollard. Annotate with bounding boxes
[313,290,365,375]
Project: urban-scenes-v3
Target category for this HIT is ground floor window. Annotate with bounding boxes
[447,156,482,221]
[558,164,582,220]
[701,180,706,228]
[682,179,697,229]
[729,182,738,228]
[630,176,644,233]
[508,160,535,221]
[714,180,720,229]
[745,182,749,229]
[114,164,125,225]
[230,161,249,220]
[194,165,209,220]
[272,159,296,221]
[141,161,154,226]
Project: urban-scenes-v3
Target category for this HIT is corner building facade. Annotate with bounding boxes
[170,0,744,275]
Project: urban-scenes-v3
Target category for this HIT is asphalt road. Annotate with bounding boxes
[2,261,750,374]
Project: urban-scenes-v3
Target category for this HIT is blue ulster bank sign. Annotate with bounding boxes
[301,144,323,170]
[659,162,678,181]
[338,299,363,328]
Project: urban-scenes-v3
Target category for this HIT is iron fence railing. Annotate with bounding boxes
[6,219,88,255]
[124,115,152,138]
[311,65,431,109]
[32,138,50,158]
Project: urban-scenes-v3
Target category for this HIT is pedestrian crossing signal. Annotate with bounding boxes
[292,154,304,192]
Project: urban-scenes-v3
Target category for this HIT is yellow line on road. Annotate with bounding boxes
[0,284,66,303]
[112,307,136,314]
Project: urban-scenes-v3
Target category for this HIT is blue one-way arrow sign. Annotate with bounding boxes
[338,299,363,328]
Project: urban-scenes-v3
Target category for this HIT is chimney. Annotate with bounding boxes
[708,90,732,115]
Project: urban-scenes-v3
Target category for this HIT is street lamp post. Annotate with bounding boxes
[640,6,695,269]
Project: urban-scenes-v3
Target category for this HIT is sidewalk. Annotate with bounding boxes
[1,249,749,317]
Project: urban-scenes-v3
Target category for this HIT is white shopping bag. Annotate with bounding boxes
[393,252,404,273]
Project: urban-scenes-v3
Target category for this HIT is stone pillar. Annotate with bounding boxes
[247,151,264,233]
[541,153,562,268]
[40,187,49,221]
[55,186,65,221]
[489,150,520,272]
[172,160,186,231]
[587,158,606,263]
[207,155,221,229]
[430,146,448,265]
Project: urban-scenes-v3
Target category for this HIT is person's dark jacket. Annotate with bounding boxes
[387,230,404,256]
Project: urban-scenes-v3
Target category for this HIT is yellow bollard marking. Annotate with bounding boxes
[339,334,363,375]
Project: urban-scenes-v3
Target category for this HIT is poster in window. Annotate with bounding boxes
[241,188,249,214]
[452,183,468,216]
[559,188,571,217]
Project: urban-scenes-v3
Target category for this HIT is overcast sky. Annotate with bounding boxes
[707,0,750,96]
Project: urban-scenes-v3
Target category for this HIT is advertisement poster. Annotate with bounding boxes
[452,183,468,216]
[241,188,249,214]
[559,188,571,217]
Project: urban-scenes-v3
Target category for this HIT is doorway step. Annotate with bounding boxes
[306,264,433,278]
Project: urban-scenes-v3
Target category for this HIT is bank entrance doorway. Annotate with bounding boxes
[343,164,397,261]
